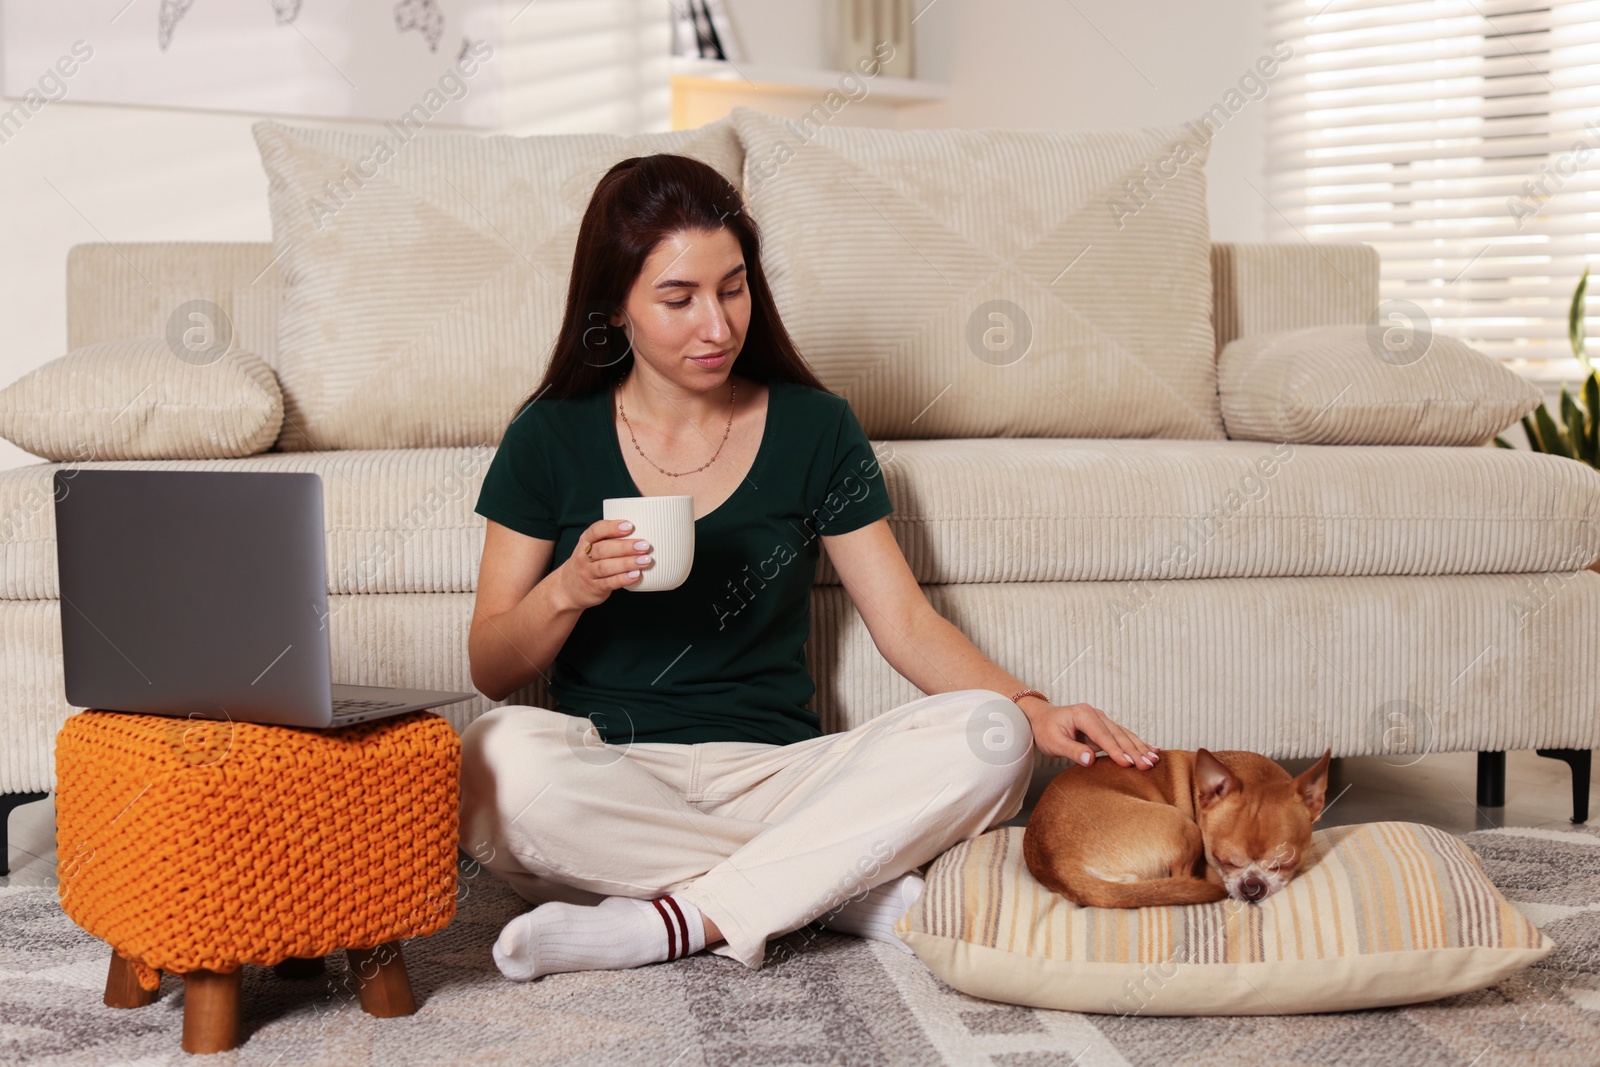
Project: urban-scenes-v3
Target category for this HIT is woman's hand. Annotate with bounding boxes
[1020,698,1160,770]
[556,519,652,610]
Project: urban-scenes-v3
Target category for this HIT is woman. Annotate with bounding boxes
[461,153,1159,982]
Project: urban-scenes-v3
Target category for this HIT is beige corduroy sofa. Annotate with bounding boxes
[3,111,1599,869]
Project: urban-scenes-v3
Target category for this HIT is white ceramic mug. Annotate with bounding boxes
[601,495,695,592]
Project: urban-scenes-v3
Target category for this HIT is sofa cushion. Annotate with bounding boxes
[895,823,1553,1015]
[1219,325,1543,446]
[844,437,1600,584]
[4,440,1597,602]
[730,107,1224,440]
[253,119,745,452]
[1,449,491,601]
[0,339,281,461]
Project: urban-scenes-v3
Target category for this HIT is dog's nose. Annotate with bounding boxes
[1240,877,1268,902]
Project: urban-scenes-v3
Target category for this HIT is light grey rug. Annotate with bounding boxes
[2,824,1597,1066]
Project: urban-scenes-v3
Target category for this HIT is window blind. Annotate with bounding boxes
[1265,0,1600,377]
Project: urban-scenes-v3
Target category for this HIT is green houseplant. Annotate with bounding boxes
[1495,268,1595,461]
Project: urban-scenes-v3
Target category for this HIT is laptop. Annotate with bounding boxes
[53,469,473,728]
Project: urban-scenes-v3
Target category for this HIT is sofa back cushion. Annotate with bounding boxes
[1211,242,1378,352]
[66,243,285,364]
[730,107,1225,440]
[253,119,744,451]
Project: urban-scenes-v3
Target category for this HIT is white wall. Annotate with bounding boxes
[723,0,1271,243]
[0,0,1271,472]
[902,0,1272,245]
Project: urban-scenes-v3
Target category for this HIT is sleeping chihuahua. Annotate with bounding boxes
[1023,748,1332,908]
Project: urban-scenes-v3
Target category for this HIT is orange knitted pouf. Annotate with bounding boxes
[54,709,459,1051]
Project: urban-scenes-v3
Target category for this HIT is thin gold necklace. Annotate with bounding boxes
[616,375,737,477]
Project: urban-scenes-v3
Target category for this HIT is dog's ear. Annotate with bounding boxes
[1294,748,1333,822]
[1194,749,1239,808]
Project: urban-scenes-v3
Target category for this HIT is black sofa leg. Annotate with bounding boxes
[1476,752,1506,808]
[1535,749,1592,824]
[1,792,49,877]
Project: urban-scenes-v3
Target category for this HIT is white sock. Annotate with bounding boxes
[817,872,924,954]
[492,894,707,981]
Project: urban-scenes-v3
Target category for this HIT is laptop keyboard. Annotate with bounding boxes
[330,697,410,722]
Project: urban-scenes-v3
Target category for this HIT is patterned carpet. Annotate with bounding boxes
[2,824,1596,1066]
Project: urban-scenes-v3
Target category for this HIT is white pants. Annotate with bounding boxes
[457,688,1034,968]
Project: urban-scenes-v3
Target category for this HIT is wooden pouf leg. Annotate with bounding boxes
[273,956,325,980]
[346,942,417,1018]
[103,951,155,1008]
[182,968,242,1054]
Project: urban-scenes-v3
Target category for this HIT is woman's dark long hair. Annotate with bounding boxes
[511,153,830,420]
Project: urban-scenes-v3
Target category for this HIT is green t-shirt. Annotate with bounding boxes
[473,376,894,746]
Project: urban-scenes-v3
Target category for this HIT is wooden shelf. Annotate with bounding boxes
[669,56,947,130]
[670,57,948,103]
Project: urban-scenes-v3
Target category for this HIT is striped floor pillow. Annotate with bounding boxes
[895,821,1553,1015]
